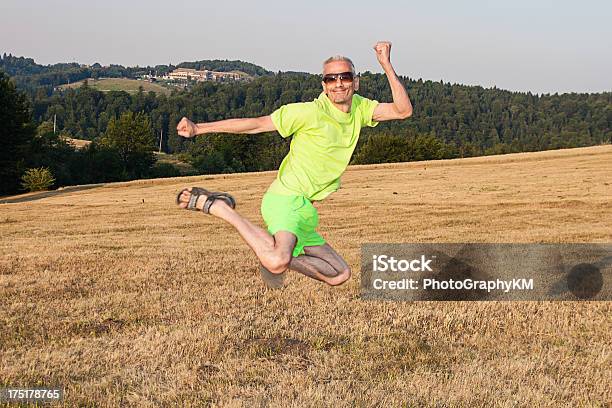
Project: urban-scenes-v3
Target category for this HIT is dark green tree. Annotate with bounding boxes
[100,111,156,179]
[67,143,124,184]
[0,71,36,194]
[27,121,76,186]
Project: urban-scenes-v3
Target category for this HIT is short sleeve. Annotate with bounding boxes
[356,95,380,128]
[270,102,313,138]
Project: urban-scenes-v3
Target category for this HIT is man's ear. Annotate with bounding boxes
[354,76,360,91]
[321,81,327,93]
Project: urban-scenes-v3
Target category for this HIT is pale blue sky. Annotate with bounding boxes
[2,0,611,94]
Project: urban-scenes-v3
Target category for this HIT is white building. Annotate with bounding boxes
[166,68,248,82]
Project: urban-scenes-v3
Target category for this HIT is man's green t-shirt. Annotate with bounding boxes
[268,92,379,201]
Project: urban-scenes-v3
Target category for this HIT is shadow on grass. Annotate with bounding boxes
[0,184,104,204]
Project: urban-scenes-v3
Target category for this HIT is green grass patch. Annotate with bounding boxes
[59,78,172,96]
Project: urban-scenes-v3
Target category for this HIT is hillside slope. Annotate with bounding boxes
[57,78,171,95]
[1,146,611,406]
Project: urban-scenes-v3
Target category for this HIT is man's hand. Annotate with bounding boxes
[373,41,392,67]
[177,117,198,138]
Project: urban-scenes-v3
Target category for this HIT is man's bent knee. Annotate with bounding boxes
[261,252,292,274]
[324,268,351,286]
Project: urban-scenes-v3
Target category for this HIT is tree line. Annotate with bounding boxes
[0,72,170,195]
[1,54,610,195]
[28,71,611,168]
[0,53,270,99]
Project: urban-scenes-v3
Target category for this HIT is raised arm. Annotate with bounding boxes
[371,41,413,122]
[176,115,276,138]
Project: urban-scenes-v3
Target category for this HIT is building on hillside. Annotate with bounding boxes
[165,68,249,82]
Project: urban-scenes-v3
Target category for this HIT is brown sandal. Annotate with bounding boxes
[176,187,236,214]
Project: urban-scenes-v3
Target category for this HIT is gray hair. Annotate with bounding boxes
[322,55,355,75]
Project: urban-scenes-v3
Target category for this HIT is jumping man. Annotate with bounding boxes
[176,41,413,287]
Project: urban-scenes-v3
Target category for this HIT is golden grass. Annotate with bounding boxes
[63,137,92,149]
[58,78,171,96]
[1,146,611,407]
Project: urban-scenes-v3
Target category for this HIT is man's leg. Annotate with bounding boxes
[289,243,351,286]
[177,188,295,274]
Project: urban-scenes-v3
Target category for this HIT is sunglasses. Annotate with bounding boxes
[322,72,355,84]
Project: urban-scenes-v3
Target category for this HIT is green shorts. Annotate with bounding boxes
[261,192,326,258]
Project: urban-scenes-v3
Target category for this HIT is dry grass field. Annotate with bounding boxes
[58,78,172,96]
[1,146,611,407]
[63,137,92,149]
[154,152,198,176]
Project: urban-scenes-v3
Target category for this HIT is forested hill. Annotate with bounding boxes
[0,53,271,96]
[28,71,611,155]
[176,60,272,77]
[2,53,611,177]
[1,53,611,195]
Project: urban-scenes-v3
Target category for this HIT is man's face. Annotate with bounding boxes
[322,60,359,104]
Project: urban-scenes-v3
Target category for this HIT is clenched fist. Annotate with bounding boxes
[373,41,392,67]
[177,117,198,138]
